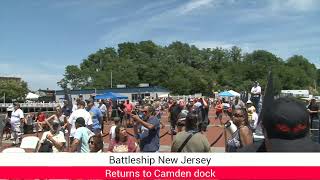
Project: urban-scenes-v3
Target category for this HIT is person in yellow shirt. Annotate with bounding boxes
[246,100,256,123]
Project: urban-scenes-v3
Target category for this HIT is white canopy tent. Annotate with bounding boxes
[158,94,170,98]
[26,92,39,100]
[228,90,240,97]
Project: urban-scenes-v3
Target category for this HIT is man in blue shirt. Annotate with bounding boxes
[132,104,160,152]
[86,99,103,134]
[71,117,94,153]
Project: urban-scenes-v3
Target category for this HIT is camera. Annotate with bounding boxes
[224,120,237,135]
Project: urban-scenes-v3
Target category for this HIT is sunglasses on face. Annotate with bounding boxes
[233,113,244,118]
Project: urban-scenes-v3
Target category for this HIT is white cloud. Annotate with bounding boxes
[178,0,215,14]
[234,0,319,24]
[190,41,234,49]
[269,0,319,12]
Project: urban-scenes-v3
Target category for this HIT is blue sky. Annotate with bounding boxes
[0,0,319,90]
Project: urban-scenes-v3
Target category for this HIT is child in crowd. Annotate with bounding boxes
[109,117,121,141]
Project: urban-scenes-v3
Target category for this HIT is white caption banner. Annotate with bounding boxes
[0,153,319,166]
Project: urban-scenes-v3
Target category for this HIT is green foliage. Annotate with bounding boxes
[0,80,29,102]
[58,41,319,95]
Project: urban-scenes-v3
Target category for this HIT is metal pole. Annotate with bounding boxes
[110,71,113,88]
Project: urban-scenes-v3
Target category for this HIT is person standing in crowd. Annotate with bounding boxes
[88,134,104,152]
[108,125,137,153]
[248,108,259,131]
[176,110,188,132]
[38,120,66,152]
[124,100,134,127]
[246,100,256,113]
[98,99,107,124]
[239,97,320,152]
[199,98,209,132]
[111,99,118,119]
[132,104,160,152]
[232,96,246,110]
[10,103,24,146]
[226,108,253,152]
[117,101,125,124]
[215,99,223,124]
[250,81,262,113]
[67,101,92,143]
[72,98,80,112]
[106,99,112,122]
[86,99,103,135]
[171,113,210,152]
[24,112,35,134]
[79,94,84,102]
[71,117,94,153]
[222,98,232,118]
[109,117,121,141]
[62,100,72,117]
[3,106,13,140]
[154,101,165,129]
[308,98,320,130]
[169,100,183,135]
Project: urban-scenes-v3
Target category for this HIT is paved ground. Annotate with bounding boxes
[1,108,229,152]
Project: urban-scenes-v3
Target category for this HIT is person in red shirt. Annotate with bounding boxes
[36,111,47,131]
[124,100,134,127]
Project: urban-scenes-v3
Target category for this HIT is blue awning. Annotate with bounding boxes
[95,92,128,100]
[218,91,234,97]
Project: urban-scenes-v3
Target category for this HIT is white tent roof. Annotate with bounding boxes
[26,92,39,99]
[228,90,240,97]
[158,94,170,98]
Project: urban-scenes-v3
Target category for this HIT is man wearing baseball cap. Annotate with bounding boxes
[239,97,320,152]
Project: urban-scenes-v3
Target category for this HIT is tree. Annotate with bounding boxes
[0,80,29,102]
[58,41,320,96]
[58,65,86,89]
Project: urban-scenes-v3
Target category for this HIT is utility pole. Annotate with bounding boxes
[110,71,113,88]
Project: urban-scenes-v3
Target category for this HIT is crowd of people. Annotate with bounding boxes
[1,81,320,153]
